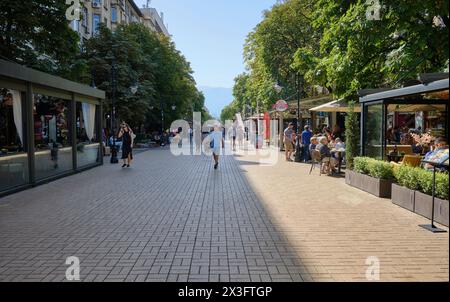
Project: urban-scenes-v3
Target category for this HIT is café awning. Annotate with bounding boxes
[309,99,361,113]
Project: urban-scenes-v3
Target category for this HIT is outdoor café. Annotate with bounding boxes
[359,73,449,164]
[0,59,105,196]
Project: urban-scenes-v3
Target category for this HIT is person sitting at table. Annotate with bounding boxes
[334,138,346,150]
[423,138,449,171]
[317,137,338,175]
[331,138,346,164]
[309,137,318,154]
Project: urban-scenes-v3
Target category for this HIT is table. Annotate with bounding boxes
[331,148,345,174]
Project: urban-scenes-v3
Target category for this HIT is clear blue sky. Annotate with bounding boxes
[135,0,276,88]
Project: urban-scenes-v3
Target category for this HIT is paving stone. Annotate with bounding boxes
[0,147,447,282]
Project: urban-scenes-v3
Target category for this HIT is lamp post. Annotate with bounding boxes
[110,58,119,164]
[294,73,304,163]
[109,58,139,164]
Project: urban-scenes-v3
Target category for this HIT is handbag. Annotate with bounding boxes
[210,139,215,149]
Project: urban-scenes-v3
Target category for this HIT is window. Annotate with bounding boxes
[364,103,383,159]
[93,14,101,35]
[111,7,117,23]
[76,102,100,168]
[33,94,72,180]
[0,88,28,191]
[71,20,80,32]
[82,7,88,28]
[92,0,102,7]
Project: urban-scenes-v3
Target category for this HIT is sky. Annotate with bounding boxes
[134,0,276,89]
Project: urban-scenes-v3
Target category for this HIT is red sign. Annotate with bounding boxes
[273,100,289,112]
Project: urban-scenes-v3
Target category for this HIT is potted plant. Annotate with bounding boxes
[392,165,449,227]
[346,157,394,198]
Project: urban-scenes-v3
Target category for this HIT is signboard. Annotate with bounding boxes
[273,100,289,112]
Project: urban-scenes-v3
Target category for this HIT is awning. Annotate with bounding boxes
[309,99,361,113]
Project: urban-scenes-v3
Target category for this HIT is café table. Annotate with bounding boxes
[331,148,346,174]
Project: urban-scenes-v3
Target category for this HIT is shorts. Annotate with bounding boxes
[284,141,294,152]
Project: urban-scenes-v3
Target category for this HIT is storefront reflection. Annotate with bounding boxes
[33,94,73,180]
[0,88,28,191]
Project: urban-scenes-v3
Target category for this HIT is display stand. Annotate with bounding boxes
[419,159,449,233]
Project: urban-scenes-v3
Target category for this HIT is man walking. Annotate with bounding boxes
[284,123,295,162]
[301,125,313,163]
[208,125,225,170]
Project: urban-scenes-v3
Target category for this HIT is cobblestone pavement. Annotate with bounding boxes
[0,147,448,282]
[234,149,449,282]
[0,148,305,282]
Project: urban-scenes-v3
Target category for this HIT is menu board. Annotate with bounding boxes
[424,148,449,166]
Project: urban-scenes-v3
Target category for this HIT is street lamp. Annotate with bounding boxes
[294,74,304,163]
[273,75,303,162]
[110,59,119,164]
[109,59,139,164]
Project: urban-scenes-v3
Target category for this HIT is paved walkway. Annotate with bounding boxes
[234,148,449,282]
[0,147,448,282]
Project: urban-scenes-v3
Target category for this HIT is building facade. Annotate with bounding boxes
[141,7,170,36]
[70,0,169,43]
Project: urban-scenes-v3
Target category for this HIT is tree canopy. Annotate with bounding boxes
[222,0,449,118]
[84,23,209,130]
[0,0,83,79]
[0,1,209,132]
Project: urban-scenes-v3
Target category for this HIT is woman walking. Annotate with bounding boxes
[118,122,134,168]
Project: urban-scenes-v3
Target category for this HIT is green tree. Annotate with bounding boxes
[345,102,360,170]
[313,0,449,98]
[84,23,208,132]
[0,0,84,79]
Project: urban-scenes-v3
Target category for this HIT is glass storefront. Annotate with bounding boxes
[0,88,29,191]
[1,59,105,196]
[364,103,383,159]
[33,94,73,180]
[76,102,100,168]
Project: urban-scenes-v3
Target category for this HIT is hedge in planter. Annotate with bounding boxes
[346,157,394,198]
[394,165,449,201]
[393,165,449,226]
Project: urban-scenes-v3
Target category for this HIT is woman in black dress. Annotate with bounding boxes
[118,123,134,168]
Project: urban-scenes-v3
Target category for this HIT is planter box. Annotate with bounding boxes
[415,191,449,227]
[346,170,393,198]
[392,184,415,212]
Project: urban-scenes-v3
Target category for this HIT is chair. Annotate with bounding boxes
[390,155,423,172]
[310,150,332,176]
[402,155,423,168]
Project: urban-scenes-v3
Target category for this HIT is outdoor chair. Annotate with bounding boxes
[310,150,332,176]
[391,154,423,170]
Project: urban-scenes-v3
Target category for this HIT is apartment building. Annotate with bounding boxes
[141,7,170,36]
[70,0,168,43]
